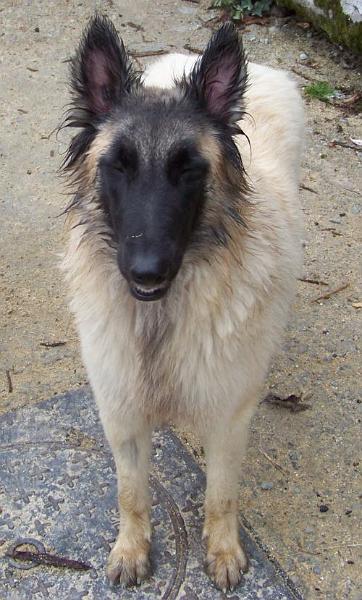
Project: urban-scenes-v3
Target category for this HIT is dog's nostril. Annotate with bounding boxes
[130,256,168,286]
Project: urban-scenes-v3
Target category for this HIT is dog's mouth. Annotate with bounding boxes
[130,282,169,302]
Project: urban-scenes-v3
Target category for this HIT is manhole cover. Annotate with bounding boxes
[0,390,301,599]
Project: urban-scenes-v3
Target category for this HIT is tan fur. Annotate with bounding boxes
[77,125,114,191]
[63,56,304,589]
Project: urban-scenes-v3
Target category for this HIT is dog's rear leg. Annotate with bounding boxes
[203,404,255,591]
[103,418,152,587]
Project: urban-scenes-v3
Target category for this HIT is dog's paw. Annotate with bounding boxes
[107,537,151,587]
[206,543,248,591]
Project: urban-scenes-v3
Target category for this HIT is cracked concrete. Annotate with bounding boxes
[0,1,361,598]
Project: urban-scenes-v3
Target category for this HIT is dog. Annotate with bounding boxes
[61,15,304,591]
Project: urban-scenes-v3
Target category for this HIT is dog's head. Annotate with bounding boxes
[64,16,248,301]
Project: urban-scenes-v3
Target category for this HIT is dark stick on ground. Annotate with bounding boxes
[298,278,329,286]
[312,283,350,303]
[6,370,13,393]
[8,547,92,572]
[300,183,318,194]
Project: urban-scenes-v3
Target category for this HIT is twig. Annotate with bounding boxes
[6,370,13,393]
[338,186,361,197]
[40,341,66,347]
[320,227,343,236]
[129,49,168,58]
[291,67,315,82]
[321,543,362,551]
[297,542,362,556]
[262,393,311,413]
[259,447,289,475]
[330,140,362,152]
[298,278,328,286]
[312,283,349,303]
[241,15,270,26]
[335,92,361,107]
[198,15,221,29]
[300,183,318,194]
[9,549,92,571]
[40,126,58,141]
[183,43,203,54]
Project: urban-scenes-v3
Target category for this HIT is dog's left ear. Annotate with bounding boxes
[185,23,247,127]
[70,14,138,118]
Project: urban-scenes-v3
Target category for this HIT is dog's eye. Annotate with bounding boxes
[179,165,203,180]
[112,144,138,174]
[167,146,208,185]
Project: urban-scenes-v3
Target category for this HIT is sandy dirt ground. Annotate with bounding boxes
[0,1,361,598]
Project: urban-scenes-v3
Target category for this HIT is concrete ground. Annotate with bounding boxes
[0,1,361,598]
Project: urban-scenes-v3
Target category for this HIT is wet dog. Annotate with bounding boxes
[62,15,304,591]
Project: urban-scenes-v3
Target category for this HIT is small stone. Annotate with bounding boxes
[319,504,329,513]
[313,565,321,575]
[289,450,300,468]
[351,204,361,215]
[177,5,197,15]
[260,481,273,490]
[304,526,314,534]
[345,509,352,515]
[299,52,308,61]
[34,26,39,33]
[329,218,342,224]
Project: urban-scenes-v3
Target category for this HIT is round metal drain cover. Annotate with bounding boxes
[0,390,301,599]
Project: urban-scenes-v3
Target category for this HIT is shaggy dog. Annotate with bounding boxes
[62,15,304,591]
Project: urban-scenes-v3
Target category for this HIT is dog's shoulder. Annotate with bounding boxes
[245,62,304,128]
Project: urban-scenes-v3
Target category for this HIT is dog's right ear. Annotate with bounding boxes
[70,15,138,118]
[183,23,247,129]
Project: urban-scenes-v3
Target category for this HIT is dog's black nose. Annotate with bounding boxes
[129,254,169,286]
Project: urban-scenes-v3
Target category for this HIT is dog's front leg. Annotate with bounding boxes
[103,416,152,587]
[203,405,254,591]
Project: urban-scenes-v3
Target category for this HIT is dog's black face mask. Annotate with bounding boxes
[66,16,247,301]
[99,125,209,301]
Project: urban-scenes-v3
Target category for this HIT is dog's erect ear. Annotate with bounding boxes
[70,15,138,117]
[185,23,247,127]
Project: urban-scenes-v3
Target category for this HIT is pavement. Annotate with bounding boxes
[0,1,361,599]
[1,389,301,599]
